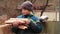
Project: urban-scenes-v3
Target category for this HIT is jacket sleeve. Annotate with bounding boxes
[29,16,42,33]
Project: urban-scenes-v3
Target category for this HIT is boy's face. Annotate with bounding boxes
[22,9,30,15]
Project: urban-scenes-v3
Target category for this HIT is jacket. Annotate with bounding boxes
[11,14,42,34]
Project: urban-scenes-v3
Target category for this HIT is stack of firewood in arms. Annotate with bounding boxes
[5,18,30,29]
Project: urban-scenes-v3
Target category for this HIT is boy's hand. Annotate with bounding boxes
[25,20,30,25]
[12,21,25,27]
[12,20,30,27]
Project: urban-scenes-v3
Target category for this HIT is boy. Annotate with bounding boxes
[11,1,42,34]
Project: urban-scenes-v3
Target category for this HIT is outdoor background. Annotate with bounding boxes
[0,0,59,34]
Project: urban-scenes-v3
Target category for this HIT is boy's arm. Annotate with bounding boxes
[29,17,42,33]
